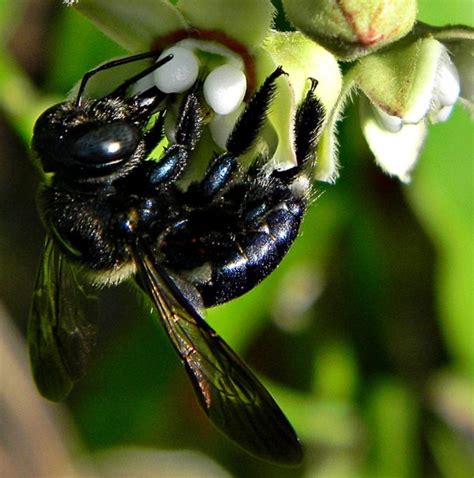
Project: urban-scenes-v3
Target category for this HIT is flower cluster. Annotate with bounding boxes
[354,27,473,182]
[283,1,473,182]
[65,0,473,183]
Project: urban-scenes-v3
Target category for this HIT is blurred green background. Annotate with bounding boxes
[0,1,472,477]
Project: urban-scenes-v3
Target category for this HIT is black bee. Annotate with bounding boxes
[28,50,325,465]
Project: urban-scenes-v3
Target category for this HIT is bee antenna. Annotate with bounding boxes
[108,54,174,99]
[74,50,173,108]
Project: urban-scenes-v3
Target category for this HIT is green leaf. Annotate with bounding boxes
[417,0,474,26]
[366,380,420,477]
[47,6,125,94]
[0,50,53,143]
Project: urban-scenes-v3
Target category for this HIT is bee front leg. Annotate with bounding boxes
[145,86,204,188]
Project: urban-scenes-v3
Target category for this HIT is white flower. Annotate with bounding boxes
[320,33,473,184]
[361,40,468,182]
[70,0,342,170]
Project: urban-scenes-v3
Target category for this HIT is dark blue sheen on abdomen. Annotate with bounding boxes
[208,250,248,304]
[199,199,304,307]
[240,232,279,281]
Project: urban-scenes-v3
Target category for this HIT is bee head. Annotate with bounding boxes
[32,96,150,183]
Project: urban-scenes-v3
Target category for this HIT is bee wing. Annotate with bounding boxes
[28,237,96,401]
[134,243,302,465]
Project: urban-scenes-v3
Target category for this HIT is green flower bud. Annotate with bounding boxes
[282,0,417,60]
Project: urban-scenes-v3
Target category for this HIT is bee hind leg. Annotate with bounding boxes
[272,79,325,185]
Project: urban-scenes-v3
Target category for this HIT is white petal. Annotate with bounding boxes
[435,54,461,107]
[452,44,474,104]
[209,105,244,149]
[360,96,427,183]
[430,104,454,123]
[203,65,247,115]
[373,104,403,133]
[154,46,200,94]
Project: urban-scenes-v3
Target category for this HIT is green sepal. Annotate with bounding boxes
[353,37,446,123]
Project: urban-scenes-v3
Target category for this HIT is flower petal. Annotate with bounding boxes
[413,24,474,111]
[204,64,247,115]
[73,0,187,51]
[435,55,460,107]
[314,124,340,183]
[253,47,297,168]
[177,0,275,49]
[446,40,474,113]
[209,105,245,149]
[262,32,342,177]
[154,46,200,93]
[359,95,428,183]
[430,104,454,123]
[263,31,342,114]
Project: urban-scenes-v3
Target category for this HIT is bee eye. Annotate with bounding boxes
[70,122,139,164]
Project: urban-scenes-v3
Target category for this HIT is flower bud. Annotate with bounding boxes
[282,0,417,60]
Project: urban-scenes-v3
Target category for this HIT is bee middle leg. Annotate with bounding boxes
[197,67,286,200]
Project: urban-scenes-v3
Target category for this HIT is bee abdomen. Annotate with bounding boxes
[198,197,305,306]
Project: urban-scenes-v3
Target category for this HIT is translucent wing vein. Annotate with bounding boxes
[28,237,96,401]
[133,241,302,465]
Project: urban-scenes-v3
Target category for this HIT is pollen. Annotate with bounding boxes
[204,64,247,115]
[154,46,200,93]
